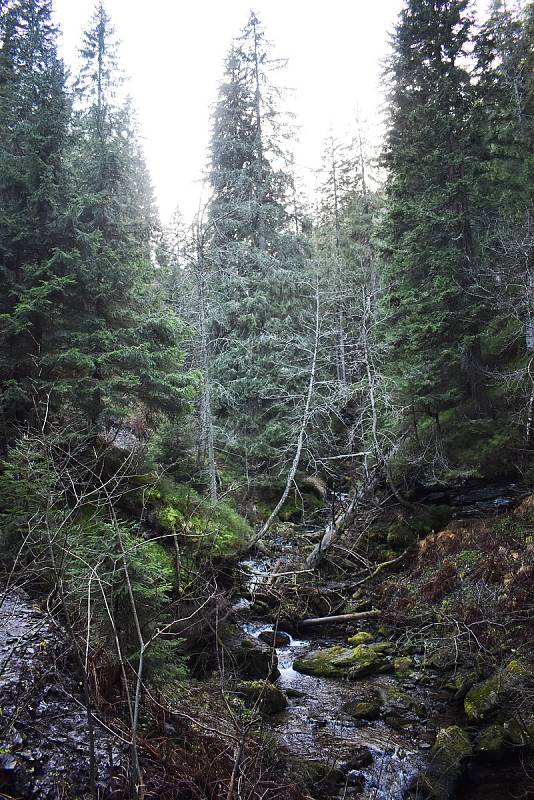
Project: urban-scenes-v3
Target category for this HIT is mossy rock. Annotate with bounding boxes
[474,724,508,758]
[464,660,532,722]
[293,643,392,680]
[464,675,500,721]
[393,656,414,678]
[503,718,534,748]
[443,671,479,697]
[347,631,374,646]
[419,726,472,800]
[380,685,425,718]
[342,699,381,720]
[237,680,288,714]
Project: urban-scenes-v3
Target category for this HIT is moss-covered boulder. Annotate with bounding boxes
[474,724,508,758]
[380,685,426,718]
[342,699,381,720]
[393,656,414,677]
[419,726,472,800]
[503,718,534,748]
[464,660,531,722]
[347,631,374,646]
[237,680,288,714]
[293,643,393,679]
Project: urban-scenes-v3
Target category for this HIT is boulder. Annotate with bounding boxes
[237,680,288,714]
[342,699,381,720]
[380,685,426,718]
[293,643,393,679]
[418,726,472,800]
[464,660,531,722]
[258,629,291,647]
[393,656,414,677]
[225,630,279,680]
[474,724,508,758]
[339,748,374,771]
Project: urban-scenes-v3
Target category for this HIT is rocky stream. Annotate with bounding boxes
[232,482,534,800]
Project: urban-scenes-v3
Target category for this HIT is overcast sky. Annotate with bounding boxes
[52,0,405,222]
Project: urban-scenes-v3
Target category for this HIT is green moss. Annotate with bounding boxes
[431,725,472,762]
[237,680,288,714]
[464,660,531,721]
[155,483,252,556]
[394,656,414,677]
[293,642,393,680]
[464,675,500,721]
[348,631,374,646]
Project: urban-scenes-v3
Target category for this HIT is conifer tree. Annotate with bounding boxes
[380,0,488,450]
[0,0,72,447]
[206,13,313,481]
[57,2,194,427]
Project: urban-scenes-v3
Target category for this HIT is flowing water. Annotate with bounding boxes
[236,535,446,799]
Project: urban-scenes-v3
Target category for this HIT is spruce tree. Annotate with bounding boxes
[206,13,313,481]
[0,0,72,446]
[56,2,194,427]
[380,0,488,452]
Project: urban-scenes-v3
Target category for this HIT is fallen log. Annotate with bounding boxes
[306,468,381,569]
[299,609,381,627]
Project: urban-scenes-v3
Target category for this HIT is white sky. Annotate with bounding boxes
[52,0,404,222]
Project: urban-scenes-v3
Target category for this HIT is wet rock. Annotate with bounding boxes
[380,685,426,718]
[342,699,381,720]
[418,726,472,800]
[340,747,374,770]
[237,680,288,714]
[286,688,306,698]
[346,770,365,789]
[226,629,279,680]
[258,629,291,647]
[0,589,124,799]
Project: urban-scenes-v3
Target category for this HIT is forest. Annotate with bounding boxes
[0,0,533,798]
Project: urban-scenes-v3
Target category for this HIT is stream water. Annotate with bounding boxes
[236,535,446,800]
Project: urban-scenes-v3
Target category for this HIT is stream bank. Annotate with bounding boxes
[230,485,534,800]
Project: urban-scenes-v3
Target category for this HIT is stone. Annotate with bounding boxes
[342,700,381,720]
[464,660,531,722]
[258,630,291,647]
[393,656,414,677]
[474,724,508,757]
[380,685,426,717]
[341,748,374,770]
[293,643,393,679]
[237,680,288,714]
[418,726,472,800]
[347,631,374,645]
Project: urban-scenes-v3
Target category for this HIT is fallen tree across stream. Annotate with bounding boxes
[299,609,382,627]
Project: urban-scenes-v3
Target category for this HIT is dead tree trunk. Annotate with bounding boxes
[251,274,321,545]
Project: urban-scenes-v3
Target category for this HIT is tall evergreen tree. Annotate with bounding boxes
[380,0,488,455]
[56,2,194,426]
[0,0,72,447]
[206,13,313,481]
